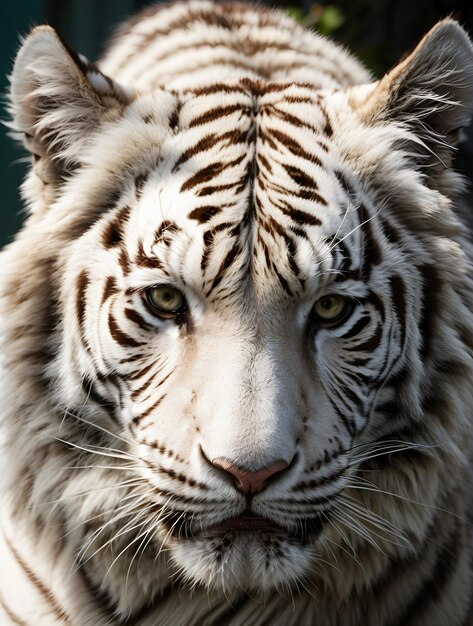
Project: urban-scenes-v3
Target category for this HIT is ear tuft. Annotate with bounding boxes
[10,26,132,183]
[358,19,473,167]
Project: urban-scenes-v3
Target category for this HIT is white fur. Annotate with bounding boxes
[2,3,473,624]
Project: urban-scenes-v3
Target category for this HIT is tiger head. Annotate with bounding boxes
[4,15,473,615]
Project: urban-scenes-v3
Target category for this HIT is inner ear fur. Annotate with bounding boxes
[9,26,132,183]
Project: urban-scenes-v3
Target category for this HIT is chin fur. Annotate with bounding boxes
[169,533,314,594]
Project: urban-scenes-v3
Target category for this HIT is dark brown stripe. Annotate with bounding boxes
[131,367,160,399]
[278,201,323,226]
[289,225,310,240]
[283,164,319,189]
[118,248,131,275]
[76,270,89,329]
[296,188,328,204]
[132,393,167,425]
[264,103,323,138]
[272,264,293,297]
[81,376,115,418]
[136,370,173,402]
[351,323,383,353]
[156,465,198,486]
[317,100,333,137]
[155,370,173,388]
[101,276,118,306]
[154,221,181,245]
[168,100,182,132]
[181,162,224,192]
[108,311,144,348]
[134,173,148,198]
[173,134,222,170]
[129,360,155,380]
[180,154,245,193]
[4,534,72,625]
[135,240,163,269]
[358,203,383,278]
[201,229,214,272]
[207,240,241,294]
[102,205,131,249]
[188,205,222,223]
[342,316,371,340]
[201,221,237,272]
[196,182,237,196]
[188,104,248,127]
[102,220,122,249]
[269,128,322,167]
[285,234,301,280]
[258,153,273,174]
[184,82,249,97]
[124,307,152,331]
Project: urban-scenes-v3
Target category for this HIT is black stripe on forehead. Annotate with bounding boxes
[129,87,354,293]
[358,204,383,279]
[329,170,386,282]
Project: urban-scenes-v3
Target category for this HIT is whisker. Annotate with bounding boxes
[335,497,411,549]
[125,510,161,593]
[74,496,155,568]
[50,435,137,462]
[343,478,472,527]
[60,409,135,447]
[60,487,148,538]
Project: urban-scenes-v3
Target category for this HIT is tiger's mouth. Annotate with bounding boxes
[163,509,327,543]
[213,511,279,531]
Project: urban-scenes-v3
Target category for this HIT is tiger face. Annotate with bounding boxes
[7,12,473,605]
[53,83,411,591]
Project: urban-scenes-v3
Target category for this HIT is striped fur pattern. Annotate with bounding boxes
[2,2,473,624]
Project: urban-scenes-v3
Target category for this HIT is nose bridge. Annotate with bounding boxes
[207,331,298,466]
[194,314,301,468]
[240,336,297,420]
[243,339,278,398]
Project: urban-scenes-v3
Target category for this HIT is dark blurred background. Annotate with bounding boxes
[2,0,473,247]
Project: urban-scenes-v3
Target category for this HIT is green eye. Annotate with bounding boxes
[313,295,352,326]
[146,285,185,318]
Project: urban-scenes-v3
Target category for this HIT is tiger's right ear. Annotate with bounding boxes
[353,20,473,170]
[10,26,133,183]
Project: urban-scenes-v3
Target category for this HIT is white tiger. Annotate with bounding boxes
[1,1,473,624]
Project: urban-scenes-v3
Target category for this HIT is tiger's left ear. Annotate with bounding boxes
[356,19,473,165]
[9,26,133,183]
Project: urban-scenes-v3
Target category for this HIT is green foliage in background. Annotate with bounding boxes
[279,2,386,76]
[285,4,345,36]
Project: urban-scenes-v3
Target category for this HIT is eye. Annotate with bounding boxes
[145,285,186,318]
[313,295,353,327]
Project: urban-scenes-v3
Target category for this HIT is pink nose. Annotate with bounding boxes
[211,458,288,495]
